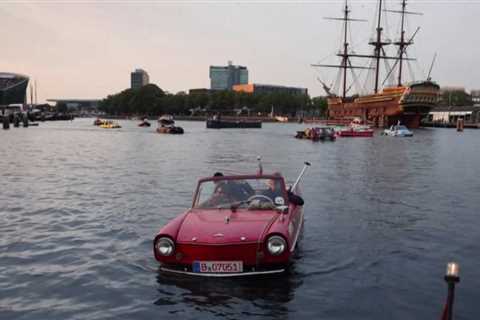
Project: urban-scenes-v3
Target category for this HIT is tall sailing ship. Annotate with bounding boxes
[313,0,440,128]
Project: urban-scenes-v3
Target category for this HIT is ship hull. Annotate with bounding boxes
[327,81,440,128]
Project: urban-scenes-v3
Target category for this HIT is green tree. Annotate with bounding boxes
[188,92,209,110]
[130,84,165,115]
[311,96,328,117]
[163,92,188,115]
[209,90,235,111]
[99,85,165,116]
[98,85,325,118]
[441,89,472,106]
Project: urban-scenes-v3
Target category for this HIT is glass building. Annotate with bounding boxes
[209,61,248,91]
[130,69,150,89]
[0,73,29,106]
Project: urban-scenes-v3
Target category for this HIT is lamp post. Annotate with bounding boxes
[443,262,460,320]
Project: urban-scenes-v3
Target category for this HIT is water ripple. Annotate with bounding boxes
[1,120,479,319]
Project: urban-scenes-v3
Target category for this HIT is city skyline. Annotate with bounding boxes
[1,0,479,103]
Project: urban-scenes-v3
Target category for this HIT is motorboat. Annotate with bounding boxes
[153,160,310,277]
[157,116,184,134]
[336,118,374,137]
[100,120,121,129]
[138,118,151,127]
[158,115,175,126]
[93,118,106,126]
[336,125,374,137]
[383,124,413,137]
[206,117,262,129]
[156,125,184,134]
[275,116,289,123]
[295,127,336,141]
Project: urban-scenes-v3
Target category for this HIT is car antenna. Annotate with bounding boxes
[257,156,263,175]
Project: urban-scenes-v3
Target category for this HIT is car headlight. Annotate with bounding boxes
[267,236,286,256]
[156,237,175,256]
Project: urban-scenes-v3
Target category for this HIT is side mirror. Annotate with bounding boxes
[287,191,305,206]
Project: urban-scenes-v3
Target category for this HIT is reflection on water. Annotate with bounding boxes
[1,119,480,319]
[155,267,301,319]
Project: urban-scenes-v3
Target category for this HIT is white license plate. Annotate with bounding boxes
[193,261,243,273]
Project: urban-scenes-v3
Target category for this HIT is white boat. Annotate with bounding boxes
[158,114,175,125]
[383,124,413,137]
[275,116,288,123]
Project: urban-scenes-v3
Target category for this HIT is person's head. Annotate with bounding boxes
[213,172,224,185]
[266,179,276,190]
[266,174,280,190]
[212,172,227,194]
[267,172,283,191]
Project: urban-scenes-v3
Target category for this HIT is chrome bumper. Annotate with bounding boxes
[160,266,285,277]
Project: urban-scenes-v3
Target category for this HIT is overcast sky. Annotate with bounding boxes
[1,0,479,102]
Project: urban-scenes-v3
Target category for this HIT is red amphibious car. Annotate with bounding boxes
[153,169,307,277]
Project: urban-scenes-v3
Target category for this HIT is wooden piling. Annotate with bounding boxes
[2,116,9,130]
[456,118,464,132]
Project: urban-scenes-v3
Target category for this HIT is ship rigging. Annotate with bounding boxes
[312,0,440,128]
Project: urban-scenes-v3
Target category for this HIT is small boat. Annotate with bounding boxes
[295,127,336,141]
[156,125,184,134]
[336,119,374,137]
[100,120,121,129]
[157,116,184,134]
[158,115,175,126]
[275,116,289,123]
[138,118,151,127]
[153,160,309,277]
[336,127,374,137]
[206,118,262,129]
[383,124,413,137]
[93,118,105,126]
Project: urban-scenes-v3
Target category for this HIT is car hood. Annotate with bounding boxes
[176,209,279,244]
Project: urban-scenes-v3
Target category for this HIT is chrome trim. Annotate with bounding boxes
[267,235,287,256]
[156,237,175,256]
[290,210,304,252]
[160,267,285,277]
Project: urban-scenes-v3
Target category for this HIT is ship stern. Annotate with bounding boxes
[398,81,440,128]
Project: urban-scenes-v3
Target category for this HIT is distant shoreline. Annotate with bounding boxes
[97,115,329,123]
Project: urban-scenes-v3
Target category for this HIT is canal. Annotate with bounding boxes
[1,119,479,319]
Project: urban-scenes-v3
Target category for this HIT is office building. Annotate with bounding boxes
[209,61,248,91]
[130,69,149,89]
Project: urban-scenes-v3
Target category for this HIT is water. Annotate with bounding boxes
[1,119,479,320]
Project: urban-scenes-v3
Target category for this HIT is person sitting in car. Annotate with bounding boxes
[262,174,304,207]
[262,178,283,201]
[200,172,248,207]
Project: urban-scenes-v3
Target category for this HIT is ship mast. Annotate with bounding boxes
[397,0,407,86]
[371,0,386,93]
[386,0,422,86]
[311,0,369,99]
[341,2,349,99]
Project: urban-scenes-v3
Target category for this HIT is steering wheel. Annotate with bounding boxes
[247,194,274,205]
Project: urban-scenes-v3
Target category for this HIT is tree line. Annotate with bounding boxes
[439,88,474,107]
[98,84,328,117]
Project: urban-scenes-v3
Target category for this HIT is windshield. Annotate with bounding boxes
[193,178,286,209]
